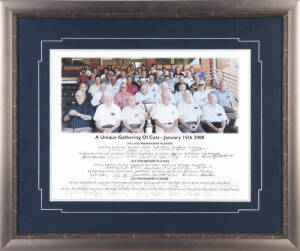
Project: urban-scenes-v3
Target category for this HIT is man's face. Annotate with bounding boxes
[75,92,85,105]
[95,77,101,85]
[121,71,126,78]
[120,83,127,93]
[100,83,106,92]
[169,71,173,78]
[141,85,147,95]
[104,95,113,106]
[111,76,117,85]
[127,77,132,85]
[79,83,87,93]
[219,83,225,91]
[179,76,184,83]
[106,73,111,80]
[208,93,217,105]
[171,65,175,70]
[128,95,136,106]
[164,77,170,83]
[91,73,95,79]
[198,82,205,91]
[149,75,154,83]
[187,71,192,78]
[142,71,147,78]
[81,69,86,74]
[179,84,186,92]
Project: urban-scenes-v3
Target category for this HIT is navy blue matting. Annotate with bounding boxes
[18,18,282,234]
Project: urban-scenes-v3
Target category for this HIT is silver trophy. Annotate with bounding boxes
[144,103,155,134]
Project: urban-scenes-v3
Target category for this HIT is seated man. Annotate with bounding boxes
[214,81,235,113]
[121,95,146,133]
[178,90,204,133]
[155,82,176,105]
[153,92,181,133]
[63,90,94,133]
[135,84,156,104]
[114,82,131,109]
[214,81,237,130]
[78,82,92,102]
[202,93,229,133]
[93,92,121,133]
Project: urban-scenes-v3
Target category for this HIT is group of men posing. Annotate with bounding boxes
[63,64,237,133]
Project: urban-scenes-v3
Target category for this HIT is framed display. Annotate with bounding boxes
[0,0,299,250]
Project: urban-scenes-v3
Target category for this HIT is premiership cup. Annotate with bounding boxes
[144,103,154,134]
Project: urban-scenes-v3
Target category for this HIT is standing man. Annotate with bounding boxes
[193,80,210,108]
[77,68,89,84]
[121,95,146,133]
[93,92,121,133]
[126,76,139,95]
[155,82,176,105]
[177,90,204,133]
[201,93,228,133]
[174,83,187,106]
[146,74,159,101]
[88,76,101,97]
[136,70,149,86]
[153,92,181,133]
[174,75,190,92]
[87,72,96,88]
[135,84,156,104]
[91,82,110,107]
[114,82,131,109]
[63,90,94,133]
[116,70,127,86]
[106,75,120,97]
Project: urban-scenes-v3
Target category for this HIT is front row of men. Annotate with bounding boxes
[63,88,235,133]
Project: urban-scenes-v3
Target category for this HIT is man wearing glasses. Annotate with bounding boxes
[193,80,210,108]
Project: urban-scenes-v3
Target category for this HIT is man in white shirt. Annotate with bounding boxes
[184,71,195,87]
[116,70,127,86]
[155,82,176,105]
[153,92,180,133]
[146,74,159,101]
[202,93,228,133]
[91,82,112,107]
[106,75,120,97]
[121,95,146,133]
[135,84,156,104]
[88,76,101,97]
[178,90,204,133]
[93,92,121,133]
[136,70,149,87]
[193,81,210,107]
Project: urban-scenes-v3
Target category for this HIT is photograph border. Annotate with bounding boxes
[0,0,296,249]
